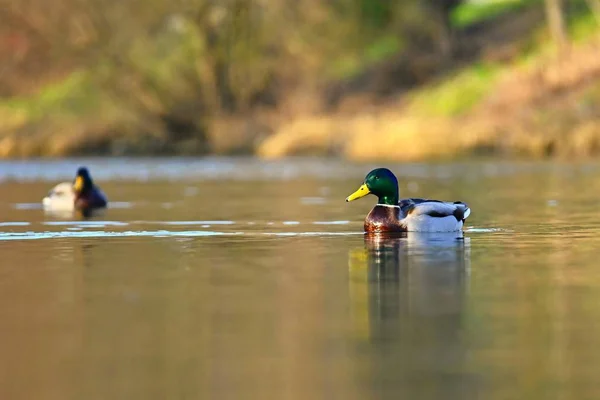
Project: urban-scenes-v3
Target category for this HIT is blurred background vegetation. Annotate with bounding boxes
[0,0,599,159]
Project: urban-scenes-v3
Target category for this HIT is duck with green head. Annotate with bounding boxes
[346,168,470,233]
[43,167,108,216]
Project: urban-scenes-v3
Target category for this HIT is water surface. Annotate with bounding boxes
[1,158,600,399]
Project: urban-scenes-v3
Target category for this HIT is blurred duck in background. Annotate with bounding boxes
[43,167,108,216]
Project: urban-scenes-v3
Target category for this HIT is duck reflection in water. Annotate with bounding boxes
[348,232,476,399]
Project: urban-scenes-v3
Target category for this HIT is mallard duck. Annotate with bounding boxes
[43,167,107,215]
[346,168,470,233]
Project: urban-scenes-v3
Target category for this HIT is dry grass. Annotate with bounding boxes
[0,121,112,158]
[257,116,344,158]
[258,113,484,160]
[257,35,600,161]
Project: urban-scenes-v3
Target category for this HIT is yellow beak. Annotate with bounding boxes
[73,176,84,192]
[346,183,370,202]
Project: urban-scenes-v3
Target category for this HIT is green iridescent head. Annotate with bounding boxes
[346,168,399,206]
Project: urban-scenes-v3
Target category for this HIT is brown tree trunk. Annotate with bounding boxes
[545,0,569,51]
[434,0,463,59]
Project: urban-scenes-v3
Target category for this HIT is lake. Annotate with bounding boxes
[1,157,600,399]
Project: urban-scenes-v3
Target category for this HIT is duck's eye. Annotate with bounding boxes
[375,176,380,180]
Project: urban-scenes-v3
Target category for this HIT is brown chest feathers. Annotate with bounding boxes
[364,205,406,233]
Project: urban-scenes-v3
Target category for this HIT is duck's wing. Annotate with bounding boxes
[91,186,108,207]
[399,198,471,221]
[46,182,74,198]
[75,186,108,210]
[398,198,429,216]
[42,182,76,210]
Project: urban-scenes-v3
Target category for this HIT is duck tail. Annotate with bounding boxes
[453,201,470,221]
[463,206,471,220]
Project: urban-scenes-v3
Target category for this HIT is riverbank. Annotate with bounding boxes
[259,33,600,160]
[1,2,598,160]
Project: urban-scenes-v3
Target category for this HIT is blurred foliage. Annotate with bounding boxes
[452,0,539,26]
[0,0,466,98]
[0,0,467,152]
[0,0,598,157]
[407,64,500,117]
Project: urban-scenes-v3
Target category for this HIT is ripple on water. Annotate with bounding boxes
[464,227,508,233]
[0,222,30,227]
[13,203,42,210]
[143,220,236,226]
[15,201,132,210]
[263,232,363,237]
[300,197,327,205]
[0,230,239,241]
[0,216,499,241]
[108,202,134,209]
[0,230,365,241]
[43,221,130,228]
